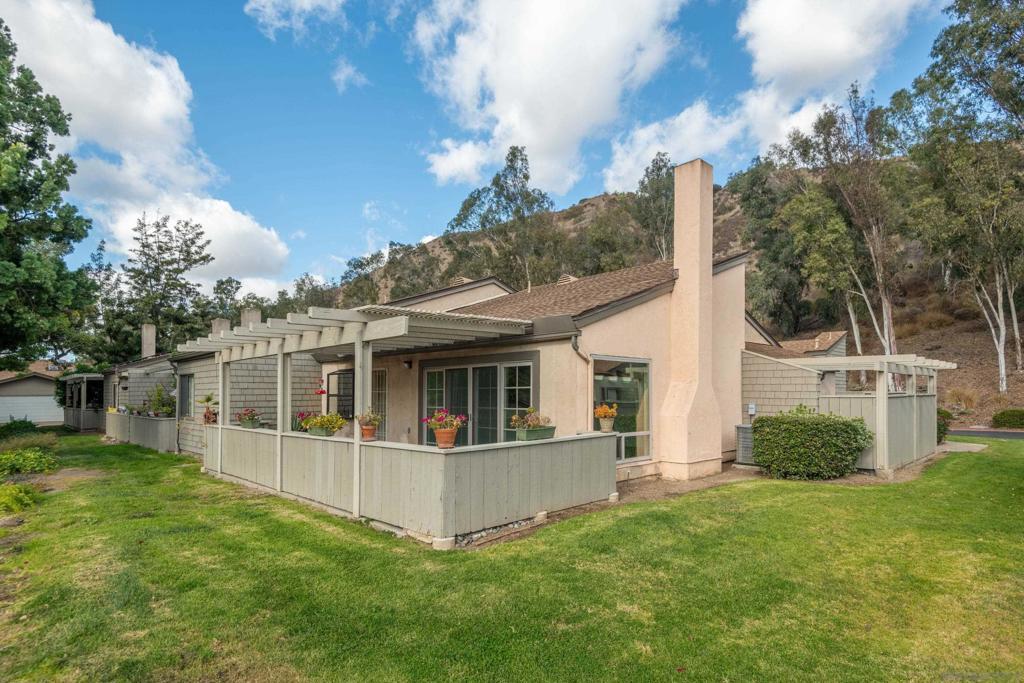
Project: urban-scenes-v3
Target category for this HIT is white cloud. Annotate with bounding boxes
[737,0,933,99]
[361,200,381,221]
[331,56,368,93]
[414,0,688,193]
[244,0,348,39]
[290,229,308,239]
[4,0,289,282]
[603,0,937,190]
[419,234,437,244]
[603,101,745,191]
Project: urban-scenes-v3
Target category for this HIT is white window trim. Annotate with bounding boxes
[371,368,387,441]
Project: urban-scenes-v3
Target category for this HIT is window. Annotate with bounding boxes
[593,358,651,461]
[179,374,194,418]
[503,364,532,441]
[371,369,387,439]
[327,369,354,419]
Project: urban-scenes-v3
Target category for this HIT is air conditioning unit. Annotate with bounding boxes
[735,424,754,465]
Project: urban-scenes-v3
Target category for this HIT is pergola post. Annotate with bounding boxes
[217,355,229,473]
[275,347,286,492]
[79,380,87,430]
[874,362,889,471]
[911,366,919,458]
[352,324,366,518]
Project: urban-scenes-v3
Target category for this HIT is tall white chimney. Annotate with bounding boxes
[657,159,722,480]
[141,323,156,358]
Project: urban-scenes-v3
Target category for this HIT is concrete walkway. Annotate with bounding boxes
[950,429,1024,440]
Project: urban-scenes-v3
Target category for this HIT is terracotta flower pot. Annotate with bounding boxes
[360,425,377,441]
[599,417,615,433]
[433,427,458,449]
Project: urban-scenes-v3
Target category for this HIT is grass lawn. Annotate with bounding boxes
[1,435,1022,681]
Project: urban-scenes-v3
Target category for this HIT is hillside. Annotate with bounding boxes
[369,188,749,302]
[354,187,1018,424]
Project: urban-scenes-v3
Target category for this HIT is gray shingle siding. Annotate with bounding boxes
[741,351,821,423]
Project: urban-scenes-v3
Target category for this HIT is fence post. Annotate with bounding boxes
[352,324,365,518]
[276,348,286,491]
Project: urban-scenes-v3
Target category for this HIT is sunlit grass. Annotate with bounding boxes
[0,434,1021,681]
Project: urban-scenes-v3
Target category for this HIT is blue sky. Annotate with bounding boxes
[4,0,949,296]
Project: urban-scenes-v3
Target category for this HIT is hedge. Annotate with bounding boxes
[992,409,1024,429]
[937,408,953,444]
[752,405,873,480]
[0,419,38,440]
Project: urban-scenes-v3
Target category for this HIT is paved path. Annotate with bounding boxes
[950,429,1024,440]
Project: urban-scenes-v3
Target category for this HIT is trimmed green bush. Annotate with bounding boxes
[0,419,38,440]
[992,409,1024,429]
[752,405,873,480]
[0,482,39,513]
[937,408,953,444]
[0,432,58,453]
[0,448,59,476]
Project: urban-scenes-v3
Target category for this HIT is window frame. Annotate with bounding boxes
[178,374,194,418]
[326,368,355,419]
[591,354,654,463]
[371,368,387,440]
[420,360,534,446]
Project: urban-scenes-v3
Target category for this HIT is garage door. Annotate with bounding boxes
[0,396,64,425]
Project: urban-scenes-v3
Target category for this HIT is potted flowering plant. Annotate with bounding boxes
[510,407,555,441]
[421,408,466,449]
[594,403,618,433]
[357,410,383,441]
[302,412,347,437]
[198,393,219,424]
[235,407,262,429]
[292,411,314,432]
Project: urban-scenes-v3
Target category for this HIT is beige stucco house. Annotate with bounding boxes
[87,158,952,546]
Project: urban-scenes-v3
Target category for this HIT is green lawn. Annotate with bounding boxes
[1,435,1022,682]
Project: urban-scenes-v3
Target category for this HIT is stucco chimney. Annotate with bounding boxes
[141,323,156,358]
[657,158,722,480]
[211,318,231,337]
[240,308,261,328]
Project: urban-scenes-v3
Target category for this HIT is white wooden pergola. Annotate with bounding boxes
[178,305,529,516]
[795,354,958,471]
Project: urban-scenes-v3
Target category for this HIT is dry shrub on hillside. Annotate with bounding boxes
[952,307,981,321]
[945,386,979,411]
[917,311,955,330]
[896,321,922,338]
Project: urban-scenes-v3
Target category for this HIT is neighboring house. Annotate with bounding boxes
[0,360,64,425]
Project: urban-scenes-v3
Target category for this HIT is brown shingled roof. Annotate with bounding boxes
[454,260,677,320]
[0,360,64,383]
[779,330,847,354]
[744,342,809,360]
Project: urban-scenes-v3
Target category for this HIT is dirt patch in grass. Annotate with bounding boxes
[10,468,106,493]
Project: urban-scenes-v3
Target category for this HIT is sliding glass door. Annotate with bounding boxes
[473,366,499,445]
[423,362,532,446]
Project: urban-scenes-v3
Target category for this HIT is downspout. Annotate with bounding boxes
[169,358,181,454]
[571,332,592,433]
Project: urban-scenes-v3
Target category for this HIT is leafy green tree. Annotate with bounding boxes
[211,277,242,319]
[574,202,642,276]
[887,0,1024,391]
[630,151,674,261]
[0,19,94,370]
[444,146,564,290]
[785,85,909,354]
[729,157,810,336]
[780,185,869,379]
[339,251,384,307]
[923,0,1024,136]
